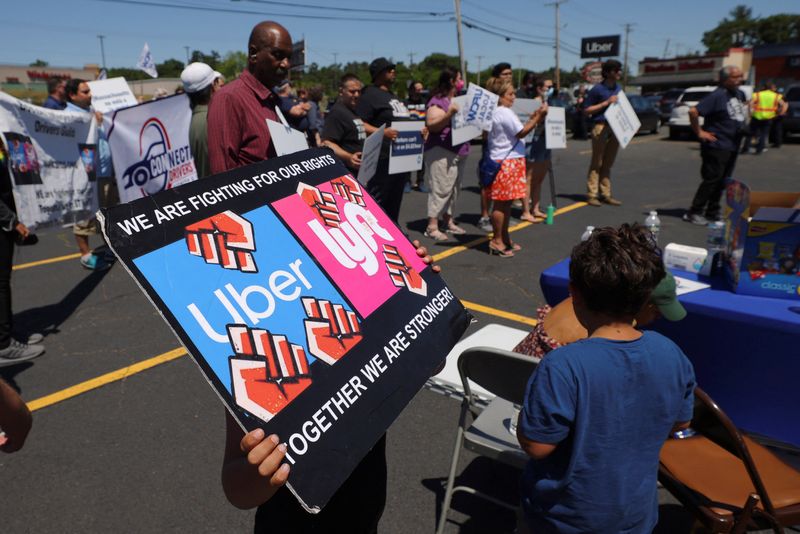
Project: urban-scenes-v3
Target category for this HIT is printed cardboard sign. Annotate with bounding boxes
[604,91,641,149]
[512,98,542,144]
[88,77,138,113]
[450,95,482,146]
[545,107,567,149]
[388,121,424,175]
[356,124,383,185]
[98,148,471,513]
[456,83,498,132]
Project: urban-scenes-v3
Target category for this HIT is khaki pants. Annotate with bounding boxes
[425,146,464,219]
[586,123,619,200]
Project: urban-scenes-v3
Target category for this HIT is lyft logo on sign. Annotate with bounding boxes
[272,174,429,317]
[298,179,393,276]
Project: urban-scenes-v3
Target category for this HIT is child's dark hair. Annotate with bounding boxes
[569,223,665,318]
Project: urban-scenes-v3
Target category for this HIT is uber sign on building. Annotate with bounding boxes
[580,35,621,58]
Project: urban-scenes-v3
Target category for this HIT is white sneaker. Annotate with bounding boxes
[478,217,493,233]
[0,340,45,367]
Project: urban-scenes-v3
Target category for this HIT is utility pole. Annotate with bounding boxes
[662,38,670,58]
[409,52,415,67]
[454,0,466,83]
[332,52,338,66]
[517,54,524,87]
[476,55,484,86]
[184,46,190,65]
[622,23,634,90]
[545,0,566,90]
[97,35,107,71]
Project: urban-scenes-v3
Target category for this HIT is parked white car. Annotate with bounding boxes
[668,85,753,139]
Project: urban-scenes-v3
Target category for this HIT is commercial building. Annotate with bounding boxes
[632,48,753,93]
[752,43,800,89]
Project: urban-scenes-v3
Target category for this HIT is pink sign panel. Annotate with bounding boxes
[272,174,427,318]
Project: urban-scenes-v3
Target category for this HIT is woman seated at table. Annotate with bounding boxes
[514,271,686,358]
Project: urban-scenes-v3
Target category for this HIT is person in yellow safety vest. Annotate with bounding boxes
[741,81,787,155]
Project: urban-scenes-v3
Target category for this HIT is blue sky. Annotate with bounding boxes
[4,1,795,74]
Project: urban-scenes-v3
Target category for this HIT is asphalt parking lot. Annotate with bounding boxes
[2,129,798,533]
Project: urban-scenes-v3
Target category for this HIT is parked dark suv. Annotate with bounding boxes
[658,88,684,122]
[782,85,800,139]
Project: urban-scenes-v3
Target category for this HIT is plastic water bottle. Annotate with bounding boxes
[705,221,726,275]
[644,211,661,244]
[580,226,595,242]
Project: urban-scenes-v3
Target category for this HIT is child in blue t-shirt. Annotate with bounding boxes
[517,224,696,534]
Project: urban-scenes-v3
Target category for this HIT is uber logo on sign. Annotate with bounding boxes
[580,35,621,59]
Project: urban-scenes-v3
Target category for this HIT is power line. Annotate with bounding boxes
[96,0,453,23]
[237,0,451,17]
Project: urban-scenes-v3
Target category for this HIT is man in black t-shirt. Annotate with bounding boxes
[322,73,367,173]
[683,66,747,225]
[356,57,409,222]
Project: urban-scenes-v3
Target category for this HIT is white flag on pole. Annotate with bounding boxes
[137,42,158,78]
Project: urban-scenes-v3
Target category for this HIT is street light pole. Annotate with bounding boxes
[97,35,107,71]
[184,46,190,65]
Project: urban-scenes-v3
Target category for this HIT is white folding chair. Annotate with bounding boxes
[435,346,540,534]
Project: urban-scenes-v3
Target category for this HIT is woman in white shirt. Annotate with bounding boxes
[486,78,547,257]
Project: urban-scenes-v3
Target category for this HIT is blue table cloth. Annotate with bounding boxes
[540,258,800,448]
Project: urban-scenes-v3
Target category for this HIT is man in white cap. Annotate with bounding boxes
[181,62,222,178]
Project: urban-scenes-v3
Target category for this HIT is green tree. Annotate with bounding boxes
[190,50,222,69]
[702,5,800,53]
[29,59,49,67]
[156,58,185,78]
[217,51,247,80]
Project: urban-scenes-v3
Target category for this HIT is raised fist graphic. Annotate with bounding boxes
[228,324,312,422]
[297,182,340,228]
[382,244,427,297]
[330,174,366,207]
[185,211,257,272]
[301,297,362,366]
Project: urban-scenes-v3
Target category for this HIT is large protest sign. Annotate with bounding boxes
[545,107,567,149]
[357,124,384,185]
[388,121,424,174]
[605,91,641,149]
[512,98,542,144]
[99,148,471,512]
[454,83,498,133]
[105,93,197,203]
[88,77,137,113]
[450,95,482,146]
[0,91,97,227]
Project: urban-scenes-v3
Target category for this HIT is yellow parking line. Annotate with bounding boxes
[461,300,538,326]
[27,347,187,412]
[431,201,587,262]
[13,253,82,271]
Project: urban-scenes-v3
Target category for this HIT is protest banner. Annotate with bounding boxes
[0,91,97,228]
[105,93,197,203]
[388,121,424,175]
[453,82,498,133]
[512,98,542,144]
[267,119,309,157]
[545,107,567,149]
[357,124,384,185]
[88,77,137,113]
[98,147,471,512]
[450,95,482,146]
[605,91,641,149]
